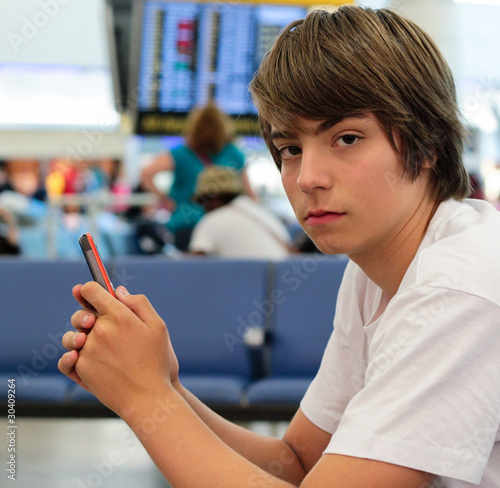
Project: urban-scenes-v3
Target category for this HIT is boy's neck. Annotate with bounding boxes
[351,198,439,301]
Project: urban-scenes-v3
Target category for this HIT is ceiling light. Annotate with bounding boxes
[454,0,500,5]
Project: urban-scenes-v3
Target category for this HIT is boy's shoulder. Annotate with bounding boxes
[405,199,500,304]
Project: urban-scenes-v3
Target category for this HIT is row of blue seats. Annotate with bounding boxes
[0,255,348,419]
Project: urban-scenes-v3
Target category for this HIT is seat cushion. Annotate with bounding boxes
[246,377,313,405]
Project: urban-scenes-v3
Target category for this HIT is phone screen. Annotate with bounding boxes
[79,233,115,296]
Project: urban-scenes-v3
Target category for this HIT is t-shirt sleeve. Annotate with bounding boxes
[300,327,367,434]
[301,261,369,432]
[323,286,500,485]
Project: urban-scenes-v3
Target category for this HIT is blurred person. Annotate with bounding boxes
[0,161,13,193]
[103,159,132,215]
[6,159,46,202]
[0,206,20,255]
[124,183,174,256]
[468,172,485,200]
[99,158,131,209]
[140,102,254,251]
[0,160,47,228]
[45,159,67,198]
[294,232,321,254]
[189,166,293,258]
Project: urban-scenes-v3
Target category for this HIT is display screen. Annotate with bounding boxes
[0,0,120,131]
[131,0,307,135]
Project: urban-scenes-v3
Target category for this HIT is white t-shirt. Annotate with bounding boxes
[301,199,500,487]
[189,195,291,259]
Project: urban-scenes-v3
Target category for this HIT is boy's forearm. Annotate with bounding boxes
[122,386,298,488]
[176,384,307,484]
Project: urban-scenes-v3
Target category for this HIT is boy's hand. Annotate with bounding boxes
[58,284,98,392]
[58,282,180,417]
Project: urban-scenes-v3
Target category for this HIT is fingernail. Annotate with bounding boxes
[82,315,89,327]
[116,286,129,296]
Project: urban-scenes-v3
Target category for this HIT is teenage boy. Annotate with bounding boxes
[59,6,500,487]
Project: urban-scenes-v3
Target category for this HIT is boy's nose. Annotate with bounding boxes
[297,147,334,193]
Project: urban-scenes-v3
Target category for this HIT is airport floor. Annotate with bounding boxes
[3,417,288,488]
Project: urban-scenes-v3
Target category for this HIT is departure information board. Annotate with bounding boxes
[131,1,307,135]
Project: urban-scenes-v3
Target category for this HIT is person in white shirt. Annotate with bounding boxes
[188,166,292,259]
[59,6,499,487]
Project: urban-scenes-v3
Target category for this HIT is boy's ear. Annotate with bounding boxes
[422,152,438,169]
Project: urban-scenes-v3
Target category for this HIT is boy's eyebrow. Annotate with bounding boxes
[269,124,320,142]
[270,114,369,143]
[317,114,369,133]
[269,130,296,142]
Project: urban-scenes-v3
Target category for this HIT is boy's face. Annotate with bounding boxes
[271,113,433,261]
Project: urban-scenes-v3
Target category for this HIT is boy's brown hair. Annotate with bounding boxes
[249,6,470,202]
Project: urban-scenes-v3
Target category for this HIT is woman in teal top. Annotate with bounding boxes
[141,103,252,250]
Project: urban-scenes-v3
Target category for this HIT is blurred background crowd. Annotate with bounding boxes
[0,0,499,260]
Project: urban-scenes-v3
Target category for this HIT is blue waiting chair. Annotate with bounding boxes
[0,259,91,403]
[246,255,349,406]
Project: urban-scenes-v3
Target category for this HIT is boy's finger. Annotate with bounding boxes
[57,351,91,393]
[71,309,96,332]
[72,284,98,312]
[115,286,166,331]
[79,281,120,316]
[61,331,87,352]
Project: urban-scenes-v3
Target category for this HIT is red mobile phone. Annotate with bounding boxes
[79,233,116,297]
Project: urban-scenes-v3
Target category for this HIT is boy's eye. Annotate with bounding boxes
[337,134,359,146]
[279,145,301,159]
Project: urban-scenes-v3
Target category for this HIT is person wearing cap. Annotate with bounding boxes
[188,166,292,259]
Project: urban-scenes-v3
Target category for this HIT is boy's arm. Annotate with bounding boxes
[122,387,297,488]
[59,283,434,488]
[139,152,176,209]
[122,387,434,488]
[302,455,435,488]
[175,385,330,483]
